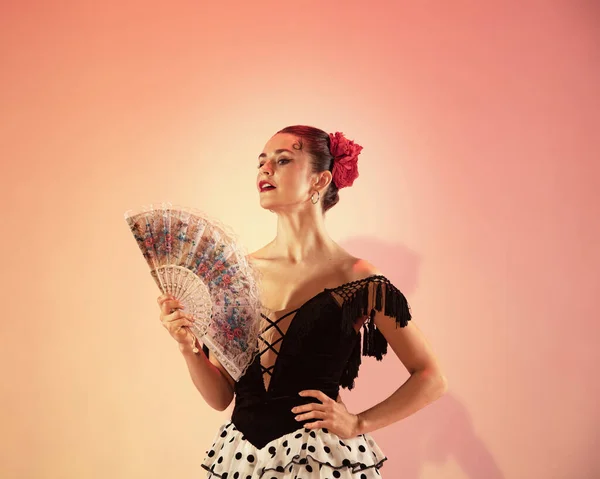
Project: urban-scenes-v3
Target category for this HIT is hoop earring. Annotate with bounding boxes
[310,191,320,204]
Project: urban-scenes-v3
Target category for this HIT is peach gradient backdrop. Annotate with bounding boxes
[1,1,598,478]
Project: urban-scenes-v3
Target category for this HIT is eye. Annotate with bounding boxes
[278,158,290,165]
[257,162,265,169]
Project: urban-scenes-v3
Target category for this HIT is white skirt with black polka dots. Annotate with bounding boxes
[201,420,386,478]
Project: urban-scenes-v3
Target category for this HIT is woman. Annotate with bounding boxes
[157,125,447,478]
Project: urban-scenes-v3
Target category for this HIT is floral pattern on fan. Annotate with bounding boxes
[124,202,265,381]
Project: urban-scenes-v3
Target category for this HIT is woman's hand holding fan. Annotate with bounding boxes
[157,293,196,346]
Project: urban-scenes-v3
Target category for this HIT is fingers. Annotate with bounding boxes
[157,293,180,307]
[295,410,327,422]
[156,294,195,345]
[161,313,195,334]
[162,309,194,325]
[292,403,327,414]
[166,317,194,330]
[157,293,172,305]
[299,390,332,403]
[157,294,184,315]
[302,420,327,430]
[163,300,183,315]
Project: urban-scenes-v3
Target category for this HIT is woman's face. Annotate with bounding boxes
[256,133,317,211]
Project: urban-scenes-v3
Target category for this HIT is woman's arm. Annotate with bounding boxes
[355,316,448,434]
[297,317,446,437]
[179,341,235,411]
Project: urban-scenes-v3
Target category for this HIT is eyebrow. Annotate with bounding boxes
[258,148,295,159]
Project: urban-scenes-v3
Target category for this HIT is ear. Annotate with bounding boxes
[312,170,333,191]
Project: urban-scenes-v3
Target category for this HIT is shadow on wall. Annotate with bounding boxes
[339,236,504,479]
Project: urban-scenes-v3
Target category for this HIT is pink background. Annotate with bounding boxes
[1,1,599,478]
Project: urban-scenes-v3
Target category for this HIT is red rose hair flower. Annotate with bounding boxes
[328,132,363,189]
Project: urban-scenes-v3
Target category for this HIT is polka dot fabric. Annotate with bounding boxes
[201,421,386,478]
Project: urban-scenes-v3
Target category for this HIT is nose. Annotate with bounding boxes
[259,162,273,175]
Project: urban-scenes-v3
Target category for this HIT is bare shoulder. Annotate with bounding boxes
[342,254,384,281]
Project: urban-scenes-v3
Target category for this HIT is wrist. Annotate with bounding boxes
[355,412,367,435]
[179,340,199,356]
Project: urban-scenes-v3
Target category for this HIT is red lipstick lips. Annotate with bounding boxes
[259,180,276,192]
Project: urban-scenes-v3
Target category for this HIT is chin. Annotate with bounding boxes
[259,197,275,210]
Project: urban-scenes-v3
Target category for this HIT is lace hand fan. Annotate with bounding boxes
[124,202,264,381]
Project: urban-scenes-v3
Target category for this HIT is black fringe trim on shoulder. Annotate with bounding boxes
[337,275,412,390]
[337,275,412,337]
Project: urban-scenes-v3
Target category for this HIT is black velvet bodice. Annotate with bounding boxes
[212,275,411,449]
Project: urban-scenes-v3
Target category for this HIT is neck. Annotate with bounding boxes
[271,207,337,264]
